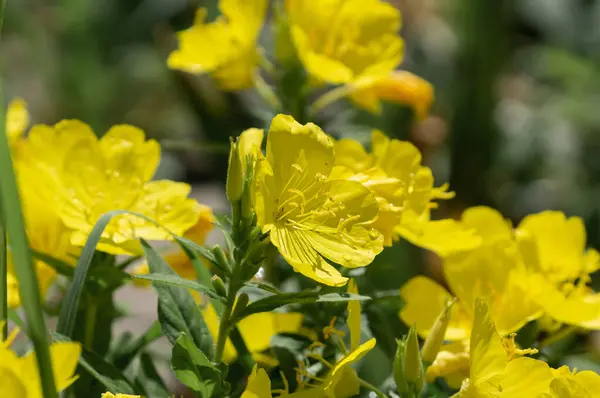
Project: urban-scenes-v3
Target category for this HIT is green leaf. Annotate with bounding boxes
[241,291,371,317]
[51,332,137,394]
[135,352,170,398]
[31,249,74,277]
[142,239,213,356]
[111,321,163,370]
[243,281,281,295]
[132,273,225,302]
[0,92,58,397]
[172,333,223,398]
[57,210,129,337]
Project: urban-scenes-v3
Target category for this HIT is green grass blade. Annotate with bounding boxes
[56,210,128,337]
[0,209,6,339]
[0,95,57,396]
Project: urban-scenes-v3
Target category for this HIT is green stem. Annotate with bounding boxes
[84,298,97,349]
[359,378,388,398]
[0,206,6,339]
[310,84,354,115]
[253,70,282,111]
[0,2,57,394]
[214,284,237,363]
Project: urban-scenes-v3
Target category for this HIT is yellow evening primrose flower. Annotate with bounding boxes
[168,0,268,90]
[349,71,435,119]
[285,0,403,86]
[0,323,81,397]
[332,130,479,255]
[254,114,383,287]
[516,211,600,329]
[54,123,202,255]
[456,298,553,397]
[100,394,141,398]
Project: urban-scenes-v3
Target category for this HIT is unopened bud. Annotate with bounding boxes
[421,298,455,365]
[226,138,243,203]
[211,275,227,298]
[273,1,297,68]
[231,293,250,320]
[403,326,424,394]
[393,338,409,395]
[212,244,231,273]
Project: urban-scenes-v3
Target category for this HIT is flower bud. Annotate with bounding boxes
[393,338,410,395]
[421,298,455,365]
[212,244,231,273]
[211,275,227,298]
[273,1,297,68]
[226,138,243,203]
[403,326,424,395]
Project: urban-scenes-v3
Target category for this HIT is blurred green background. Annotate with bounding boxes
[4,0,600,393]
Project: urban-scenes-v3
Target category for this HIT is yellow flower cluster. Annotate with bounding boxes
[5,99,213,307]
[454,299,600,397]
[400,206,600,388]
[0,323,80,397]
[249,114,469,286]
[169,0,433,117]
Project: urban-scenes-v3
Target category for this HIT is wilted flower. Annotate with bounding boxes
[168,0,268,90]
[254,114,383,286]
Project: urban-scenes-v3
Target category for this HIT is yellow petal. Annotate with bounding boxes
[425,340,470,387]
[460,206,513,242]
[265,114,334,189]
[0,367,27,396]
[350,71,434,119]
[398,219,481,258]
[6,98,29,145]
[20,341,81,395]
[239,312,305,353]
[269,226,348,287]
[241,365,272,398]
[468,299,507,385]
[324,338,376,394]
[100,124,160,182]
[399,276,471,341]
[517,211,586,281]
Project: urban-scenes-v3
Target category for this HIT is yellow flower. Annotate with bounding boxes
[6,97,29,148]
[101,394,141,398]
[7,119,86,308]
[332,130,478,254]
[241,366,273,398]
[349,71,435,119]
[254,114,383,287]
[545,367,600,397]
[456,298,553,397]
[285,0,403,85]
[516,211,600,329]
[0,323,81,397]
[168,0,268,90]
[202,304,310,366]
[53,123,203,255]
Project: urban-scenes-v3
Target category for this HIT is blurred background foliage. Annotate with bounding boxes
[4,0,600,393]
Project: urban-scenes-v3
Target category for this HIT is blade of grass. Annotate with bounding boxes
[0,207,6,339]
[0,61,58,398]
